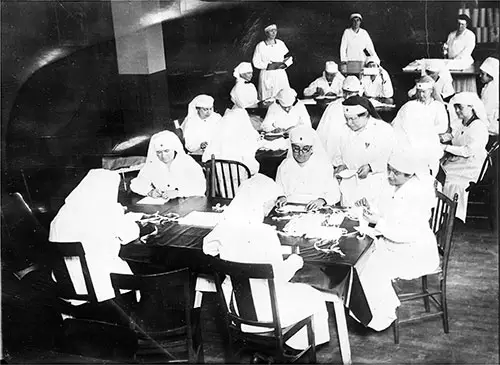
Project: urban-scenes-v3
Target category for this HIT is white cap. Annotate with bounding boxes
[343,104,367,116]
[479,57,499,79]
[363,67,379,76]
[264,24,277,32]
[325,61,338,73]
[276,87,297,107]
[290,125,315,145]
[342,75,362,92]
[350,13,362,20]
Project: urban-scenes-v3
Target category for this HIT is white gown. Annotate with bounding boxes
[340,28,378,62]
[261,101,311,132]
[303,73,345,97]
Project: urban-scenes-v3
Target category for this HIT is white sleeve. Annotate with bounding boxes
[252,42,268,70]
[435,103,449,134]
[183,118,203,152]
[368,124,395,173]
[130,165,155,196]
[303,78,320,97]
[340,30,348,62]
[445,121,488,157]
[177,160,207,197]
[319,164,341,205]
[454,31,476,59]
[261,104,279,132]
[380,69,394,98]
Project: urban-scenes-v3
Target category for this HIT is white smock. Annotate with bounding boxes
[181,95,222,153]
[303,72,345,97]
[49,169,139,302]
[202,173,330,350]
[275,127,341,205]
[331,116,395,207]
[340,28,378,62]
[361,67,394,98]
[316,99,349,159]
[252,39,290,101]
[446,28,476,65]
[261,100,311,132]
[479,58,499,136]
[130,131,206,197]
[442,116,489,222]
[355,174,439,331]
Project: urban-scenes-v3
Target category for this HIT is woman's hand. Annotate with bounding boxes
[357,164,372,179]
[161,190,180,200]
[355,197,370,210]
[148,188,164,198]
[334,164,348,175]
[439,133,453,143]
[275,196,287,209]
[363,208,381,224]
[306,198,326,211]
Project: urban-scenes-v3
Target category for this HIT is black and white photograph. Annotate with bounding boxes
[1,0,498,363]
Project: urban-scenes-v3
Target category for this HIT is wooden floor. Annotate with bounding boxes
[198,220,499,364]
[3,220,498,364]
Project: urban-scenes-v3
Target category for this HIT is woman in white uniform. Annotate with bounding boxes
[275,125,340,210]
[181,95,222,154]
[360,56,394,100]
[303,61,345,98]
[408,60,455,102]
[130,130,206,198]
[353,147,439,331]
[440,92,489,222]
[252,23,291,101]
[203,173,330,350]
[340,13,378,63]
[331,95,395,208]
[49,169,140,302]
[445,14,476,66]
[261,87,311,133]
[479,57,499,136]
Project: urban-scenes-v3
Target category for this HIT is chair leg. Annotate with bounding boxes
[393,308,400,344]
[306,319,317,364]
[441,282,449,333]
[422,276,430,312]
[331,296,351,365]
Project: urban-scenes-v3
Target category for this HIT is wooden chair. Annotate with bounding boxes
[110,268,204,363]
[392,192,458,344]
[465,141,498,228]
[205,154,251,199]
[211,258,316,364]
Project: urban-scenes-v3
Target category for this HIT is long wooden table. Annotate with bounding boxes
[119,194,371,364]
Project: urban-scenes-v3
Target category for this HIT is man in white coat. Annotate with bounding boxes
[340,13,378,63]
[303,61,345,98]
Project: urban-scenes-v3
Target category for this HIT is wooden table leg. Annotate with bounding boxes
[331,295,352,365]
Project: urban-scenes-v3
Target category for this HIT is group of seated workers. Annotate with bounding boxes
[47,9,498,354]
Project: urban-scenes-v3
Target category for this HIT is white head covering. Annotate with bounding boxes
[232,62,253,81]
[450,92,488,122]
[145,130,186,170]
[480,57,499,80]
[365,55,380,66]
[415,75,435,90]
[187,94,214,120]
[65,169,120,208]
[350,13,362,20]
[388,148,422,176]
[276,87,297,107]
[325,61,338,73]
[287,125,329,161]
[264,23,277,32]
[343,104,367,116]
[343,76,362,93]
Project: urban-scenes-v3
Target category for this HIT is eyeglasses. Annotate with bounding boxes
[291,144,313,153]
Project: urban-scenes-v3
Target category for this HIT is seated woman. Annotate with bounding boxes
[353,147,439,331]
[181,94,222,154]
[303,61,345,98]
[360,56,394,102]
[440,92,489,222]
[275,125,340,210]
[261,87,311,133]
[408,60,454,103]
[130,130,206,198]
[49,169,140,302]
[202,85,261,175]
[479,57,499,136]
[203,173,330,350]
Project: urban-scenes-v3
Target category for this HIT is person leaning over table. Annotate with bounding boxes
[303,61,345,98]
[202,82,261,175]
[352,146,439,331]
[316,75,362,155]
[180,94,222,154]
[229,61,261,130]
[275,125,340,211]
[261,87,311,133]
[252,22,291,101]
[444,14,476,65]
[340,12,378,63]
[478,57,499,136]
[360,55,394,101]
[130,130,206,199]
[330,95,395,208]
[49,169,140,303]
[440,92,489,223]
[202,173,331,350]
[408,59,455,103]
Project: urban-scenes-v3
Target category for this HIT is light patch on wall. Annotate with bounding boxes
[112,135,150,152]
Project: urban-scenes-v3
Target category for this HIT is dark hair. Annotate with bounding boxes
[342,95,381,119]
[457,14,471,27]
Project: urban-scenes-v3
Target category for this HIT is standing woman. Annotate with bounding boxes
[445,14,476,66]
[440,92,489,222]
[252,23,291,101]
[130,131,206,198]
[340,13,378,63]
[181,95,222,154]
